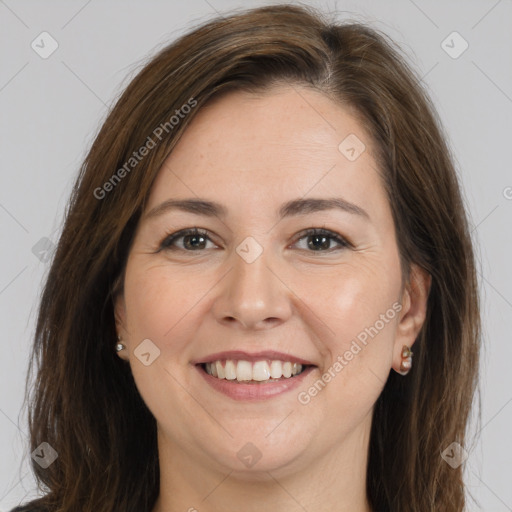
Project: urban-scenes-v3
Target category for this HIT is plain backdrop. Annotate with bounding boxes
[1,0,511,510]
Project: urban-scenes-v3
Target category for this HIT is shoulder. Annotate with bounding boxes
[10,505,48,512]
[10,495,51,511]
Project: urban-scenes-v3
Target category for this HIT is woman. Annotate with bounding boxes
[13,3,480,511]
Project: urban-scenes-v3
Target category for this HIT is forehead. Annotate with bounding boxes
[148,86,388,222]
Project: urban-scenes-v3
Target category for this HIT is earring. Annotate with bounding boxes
[398,345,413,375]
[115,335,125,352]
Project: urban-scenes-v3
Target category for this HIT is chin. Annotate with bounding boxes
[201,424,314,477]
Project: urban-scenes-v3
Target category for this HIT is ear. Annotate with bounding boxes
[392,263,431,373]
[114,291,130,361]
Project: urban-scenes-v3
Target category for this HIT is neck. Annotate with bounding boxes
[152,416,373,512]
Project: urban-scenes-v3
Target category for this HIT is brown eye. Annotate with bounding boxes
[160,228,214,251]
[293,228,350,252]
[158,227,350,254]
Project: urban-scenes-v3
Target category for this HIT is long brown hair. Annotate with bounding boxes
[19,3,480,511]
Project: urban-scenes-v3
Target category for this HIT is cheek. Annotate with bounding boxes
[293,292,400,443]
[121,261,210,436]
[123,260,210,354]
[329,267,401,358]
[293,255,402,408]
[291,255,402,348]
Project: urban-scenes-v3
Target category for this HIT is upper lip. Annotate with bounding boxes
[192,350,316,366]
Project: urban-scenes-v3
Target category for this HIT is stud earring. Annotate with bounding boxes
[115,335,125,352]
[398,345,413,375]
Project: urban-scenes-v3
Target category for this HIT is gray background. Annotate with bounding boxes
[1,0,511,510]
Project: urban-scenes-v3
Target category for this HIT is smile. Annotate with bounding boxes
[202,359,306,383]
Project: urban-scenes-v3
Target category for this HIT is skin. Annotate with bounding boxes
[115,84,431,512]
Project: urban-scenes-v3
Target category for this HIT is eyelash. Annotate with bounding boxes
[158,227,351,254]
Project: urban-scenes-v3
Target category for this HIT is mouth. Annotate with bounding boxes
[190,350,318,401]
[198,359,313,384]
[195,356,317,401]
[192,350,317,400]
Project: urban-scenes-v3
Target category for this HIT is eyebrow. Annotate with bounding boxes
[144,197,370,221]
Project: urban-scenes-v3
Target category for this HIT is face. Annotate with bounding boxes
[115,85,429,479]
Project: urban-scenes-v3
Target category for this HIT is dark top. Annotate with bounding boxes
[10,506,47,512]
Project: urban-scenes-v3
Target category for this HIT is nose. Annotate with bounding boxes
[212,246,293,330]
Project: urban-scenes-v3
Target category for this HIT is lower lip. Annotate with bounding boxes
[195,364,316,401]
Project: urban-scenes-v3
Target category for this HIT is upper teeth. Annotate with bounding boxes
[204,360,304,382]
